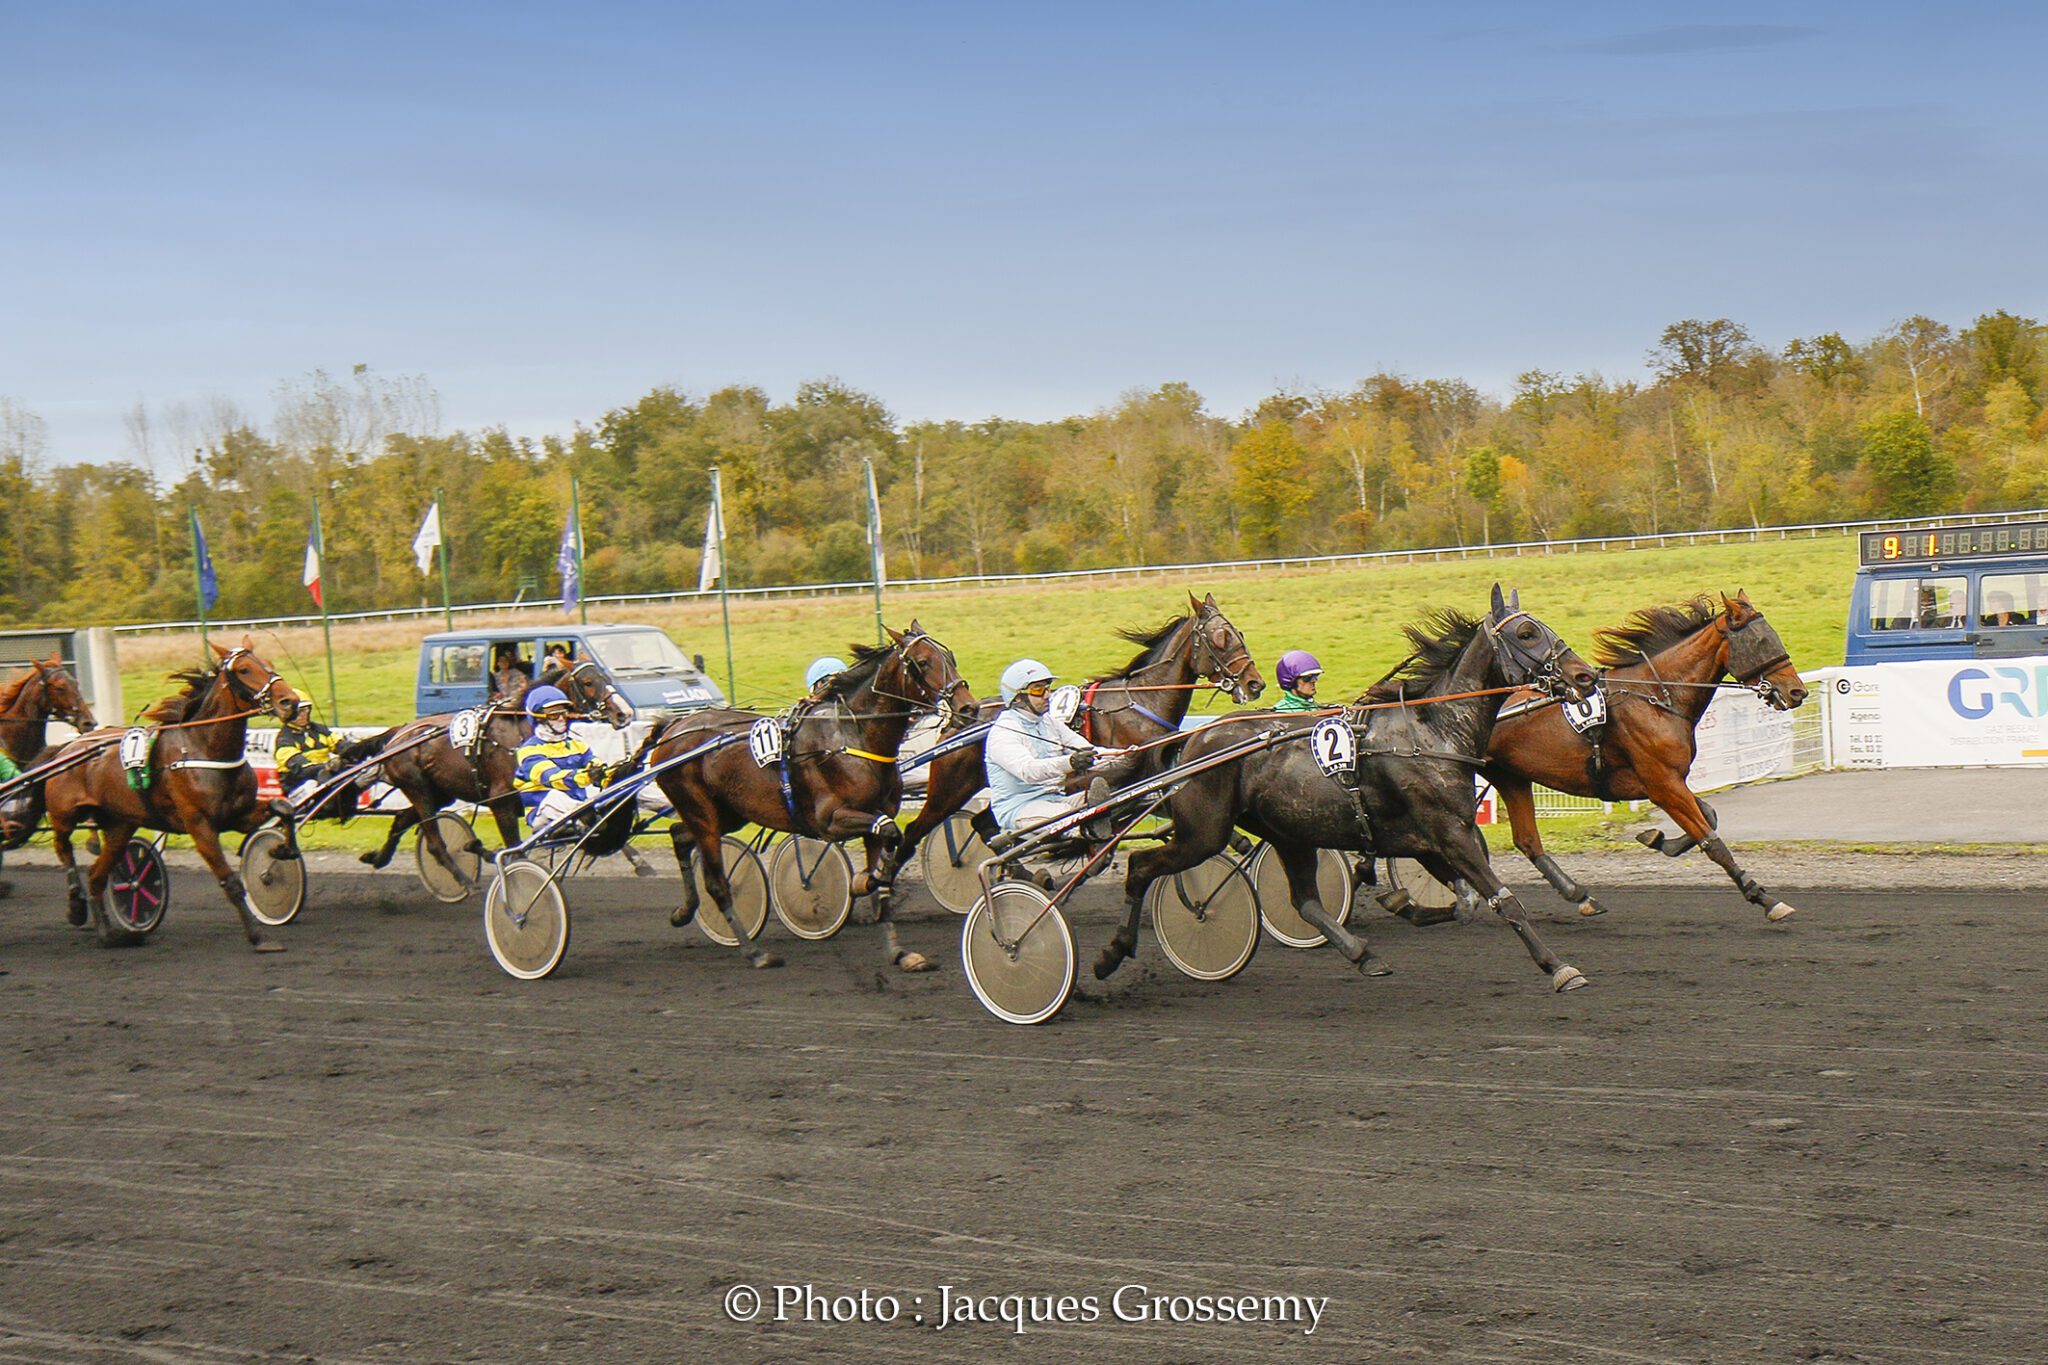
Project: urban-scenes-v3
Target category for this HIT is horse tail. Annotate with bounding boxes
[337,727,400,766]
[624,719,674,774]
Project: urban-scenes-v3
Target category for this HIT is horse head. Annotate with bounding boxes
[1186,591,1264,702]
[213,636,301,721]
[1720,590,1806,710]
[551,658,634,728]
[885,621,974,726]
[1486,585,1598,701]
[30,654,95,729]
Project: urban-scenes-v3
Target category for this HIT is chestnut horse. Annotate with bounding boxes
[0,656,97,857]
[1482,590,1809,922]
[43,639,300,950]
[649,623,972,971]
[348,660,632,889]
[897,592,1263,869]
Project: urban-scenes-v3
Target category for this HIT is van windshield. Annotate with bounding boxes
[586,630,693,676]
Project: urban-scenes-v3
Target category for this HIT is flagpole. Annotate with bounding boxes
[571,475,587,626]
[312,492,339,726]
[862,455,885,644]
[434,488,453,632]
[188,505,209,667]
[710,467,735,700]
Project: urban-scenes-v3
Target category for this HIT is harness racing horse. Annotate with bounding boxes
[0,655,97,857]
[1482,590,1809,922]
[42,638,301,950]
[350,660,632,892]
[1116,587,1604,992]
[897,592,1264,867]
[649,623,973,972]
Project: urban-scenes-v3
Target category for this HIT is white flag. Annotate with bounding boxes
[412,501,442,575]
[863,458,886,588]
[699,470,724,592]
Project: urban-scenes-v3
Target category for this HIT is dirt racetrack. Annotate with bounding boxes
[3,862,2046,1364]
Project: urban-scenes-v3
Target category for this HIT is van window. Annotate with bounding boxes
[432,644,486,684]
[587,631,692,675]
[1867,575,1967,632]
[1979,573,2047,627]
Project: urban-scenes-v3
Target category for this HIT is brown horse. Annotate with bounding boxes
[1482,590,1809,922]
[0,656,97,856]
[43,638,301,949]
[898,592,1263,870]
[650,623,972,971]
[350,660,632,889]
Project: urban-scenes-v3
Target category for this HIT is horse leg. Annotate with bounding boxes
[1638,796,1717,857]
[50,813,89,927]
[1419,831,1588,992]
[1500,778,1612,917]
[1275,842,1389,976]
[183,813,286,952]
[1110,817,1222,980]
[692,825,781,969]
[360,805,416,869]
[1638,775,1792,921]
[619,842,661,878]
[667,825,701,927]
[829,810,930,971]
[84,824,149,948]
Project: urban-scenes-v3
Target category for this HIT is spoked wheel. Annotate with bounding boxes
[241,827,307,927]
[1384,857,1462,917]
[1249,844,1355,949]
[961,880,1075,1025]
[769,835,855,941]
[483,858,570,980]
[415,811,483,903]
[919,810,990,915]
[693,835,771,947]
[104,839,170,937]
[1147,855,1261,981]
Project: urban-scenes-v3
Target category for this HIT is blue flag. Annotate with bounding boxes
[557,499,581,613]
[190,508,219,612]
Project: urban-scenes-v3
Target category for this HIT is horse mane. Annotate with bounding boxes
[817,640,893,701]
[1093,613,1191,682]
[143,666,220,723]
[1364,610,1483,702]
[0,668,36,714]
[1592,596,1721,667]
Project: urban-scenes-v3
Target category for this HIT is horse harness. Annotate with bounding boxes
[121,647,288,791]
[1079,603,1253,741]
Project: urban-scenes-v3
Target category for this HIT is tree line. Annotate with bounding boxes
[3,312,2046,626]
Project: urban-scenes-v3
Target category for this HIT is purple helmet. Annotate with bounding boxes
[1276,649,1323,691]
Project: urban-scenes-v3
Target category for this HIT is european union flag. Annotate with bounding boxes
[557,500,581,613]
[191,508,219,612]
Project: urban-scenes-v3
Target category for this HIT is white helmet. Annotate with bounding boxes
[805,656,848,690]
[1000,658,1056,703]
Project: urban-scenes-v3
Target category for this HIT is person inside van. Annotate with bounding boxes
[1982,591,2030,628]
[492,644,534,696]
[543,642,576,679]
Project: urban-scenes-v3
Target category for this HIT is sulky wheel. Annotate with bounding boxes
[1384,857,1461,917]
[104,839,171,937]
[483,858,570,980]
[1250,843,1355,949]
[693,835,771,947]
[918,809,991,916]
[241,827,307,927]
[769,835,855,941]
[415,810,483,903]
[961,880,1075,1025]
[1149,855,1260,982]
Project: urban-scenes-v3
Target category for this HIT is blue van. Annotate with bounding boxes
[1846,518,2048,664]
[415,623,726,719]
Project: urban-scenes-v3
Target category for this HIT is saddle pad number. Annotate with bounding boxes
[1310,718,1356,777]
[748,718,785,768]
[1562,689,1607,736]
[448,706,487,752]
[119,727,153,772]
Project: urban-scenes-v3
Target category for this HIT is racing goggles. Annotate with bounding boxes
[1021,681,1052,698]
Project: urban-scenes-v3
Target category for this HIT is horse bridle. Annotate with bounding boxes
[1483,607,1574,695]
[217,647,295,720]
[1122,604,1256,702]
[869,632,973,722]
[1723,611,1792,692]
[21,669,92,729]
[555,659,631,727]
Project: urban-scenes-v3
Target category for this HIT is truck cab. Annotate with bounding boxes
[1846,520,2048,665]
[416,624,726,720]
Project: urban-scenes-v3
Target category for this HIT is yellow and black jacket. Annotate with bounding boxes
[275,721,339,788]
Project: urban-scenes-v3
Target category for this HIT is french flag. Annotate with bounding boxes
[304,500,324,607]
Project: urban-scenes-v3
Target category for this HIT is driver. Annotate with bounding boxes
[985,659,1124,832]
[1272,649,1325,713]
[275,700,342,803]
[805,656,848,700]
[513,685,600,832]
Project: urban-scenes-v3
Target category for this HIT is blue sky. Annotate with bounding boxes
[4,1,2044,465]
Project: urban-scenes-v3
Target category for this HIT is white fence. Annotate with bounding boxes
[107,506,2048,638]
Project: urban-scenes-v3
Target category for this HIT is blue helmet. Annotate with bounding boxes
[805,656,848,690]
[1000,658,1056,703]
[524,684,571,718]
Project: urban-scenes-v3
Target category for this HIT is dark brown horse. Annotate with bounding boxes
[0,656,97,855]
[1482,590,1809,921]
[350,659,631,889]
[650,623,972,971]
[898,592,1263,869]
[43,638,301,949]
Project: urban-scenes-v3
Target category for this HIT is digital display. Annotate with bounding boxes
[1858,521,2048,566]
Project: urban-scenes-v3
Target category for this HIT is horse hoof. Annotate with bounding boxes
[1551,965,1589,992]
[66,901,88,927]
[669,906,696,928]
[894,950,938,973]
[850,872,873,896]
[1635,829,1664,851]
[1376,888,1413,916]
[1766,902,1797,923]
[632,861,660,879]
[357,850,379,866]
[1579,896,1611,918]
[1358,955,1393,978]
[252,940,288,954]
[751,951,784,970]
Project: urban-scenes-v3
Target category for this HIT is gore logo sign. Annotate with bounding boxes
[1947,665,2048,720]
